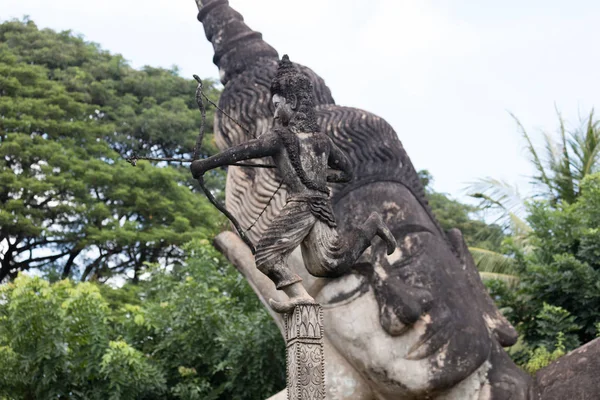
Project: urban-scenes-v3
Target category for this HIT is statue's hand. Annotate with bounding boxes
[326,169,352,183]
[190,159,207,179]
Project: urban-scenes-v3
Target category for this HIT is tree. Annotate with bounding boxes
[462,111,600,372]
[0,240,285,399]
[521,173,600,343]
[418,170,505,252]
[418,170,519,283]
[0,19,225,282]
[463,110,600,284]
[467,109,600,230]
[0,275,166,399]
[123,240,286,399]
[488,173,600,370]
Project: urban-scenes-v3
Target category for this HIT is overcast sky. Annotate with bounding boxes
[4,0,599,203]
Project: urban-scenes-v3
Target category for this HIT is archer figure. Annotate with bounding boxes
[191,55,396,313]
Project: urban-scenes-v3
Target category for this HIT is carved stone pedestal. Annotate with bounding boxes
[284,304,325,400]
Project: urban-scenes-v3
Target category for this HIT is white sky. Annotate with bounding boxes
[3,0,599,202]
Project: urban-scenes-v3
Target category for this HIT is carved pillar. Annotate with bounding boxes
[284,305,325,400]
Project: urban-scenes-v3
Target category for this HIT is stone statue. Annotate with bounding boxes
[191,55,396,313]
[192,1,600,399]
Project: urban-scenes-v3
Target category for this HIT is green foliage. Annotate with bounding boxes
[522,333,566,375]
[0,19,225,282]
[487,173,600,370]
[467,110,600,228]
[521,175,600,343]
[530,303,581,351]
[100,341,166,400]
[517,255,599,342]
[126,240,286,400]
[419,170,505,251]
[0,19,282,399]
[0,275,165,399]
[464,110,600,373]
[0,241,284,399]
[465,110,599,285]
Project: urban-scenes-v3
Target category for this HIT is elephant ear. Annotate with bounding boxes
[445,228,518,347]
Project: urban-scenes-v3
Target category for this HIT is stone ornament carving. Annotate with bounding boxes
[191,54,397,315]
[285,305,325,400]
[191,52,399,399]
[194,1,600,399]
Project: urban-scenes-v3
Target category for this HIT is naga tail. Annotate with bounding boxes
[195,0,278,85]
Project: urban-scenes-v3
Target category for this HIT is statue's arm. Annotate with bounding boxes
[190,133,279,178]
[327,139,353,183]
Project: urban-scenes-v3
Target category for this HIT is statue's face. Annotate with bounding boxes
[272,93,294,126]
[315,182,499,396]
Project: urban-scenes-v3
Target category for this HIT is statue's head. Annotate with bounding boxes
[306,105,530,397]
[270,55,319,132]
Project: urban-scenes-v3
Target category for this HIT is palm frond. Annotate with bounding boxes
[543,131,561,176]
[471,247,521,287]
[548,107,577,203]
[584,111,600,175]
[507,213,535,254]
[469,247,518,275]
[508,212,530,233]
[570,109,600,185]
[509,112,554,193]
[465,178,527,232]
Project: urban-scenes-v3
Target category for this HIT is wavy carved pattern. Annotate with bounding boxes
[197,0,446,247]
[314,105,445,237]
[216,59,334,244]
[285,305,325,400]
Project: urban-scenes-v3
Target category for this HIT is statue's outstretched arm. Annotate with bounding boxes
[191,133,279,178]
[327,139,353,183]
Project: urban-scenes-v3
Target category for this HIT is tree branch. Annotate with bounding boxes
[62,247,83,278]
[13,251,70,268]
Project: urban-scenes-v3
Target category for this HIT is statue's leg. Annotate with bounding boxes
[254,201,316,290]
[301,212,397,278]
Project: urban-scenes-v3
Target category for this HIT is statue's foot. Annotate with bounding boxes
[269,296,317,314]
[372,213,397,255]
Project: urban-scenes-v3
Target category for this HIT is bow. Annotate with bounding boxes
[192,75,258,254]
[125,75,281,255]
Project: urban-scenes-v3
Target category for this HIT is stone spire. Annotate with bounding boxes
[195,0,279,84]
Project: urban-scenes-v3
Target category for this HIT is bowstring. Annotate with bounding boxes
[245,180,284,232]
[193,75,284,234]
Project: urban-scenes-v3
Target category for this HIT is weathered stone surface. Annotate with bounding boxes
[217,232,383,400]
[199,48,400,400]
[192,53,398,317]
[195,0,277,85]
[285,305,325,400]
[534,337,600,400]
[194,1,600,399]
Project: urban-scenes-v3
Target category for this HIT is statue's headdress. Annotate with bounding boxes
[270,55,314,103]
[269,55,323,190]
